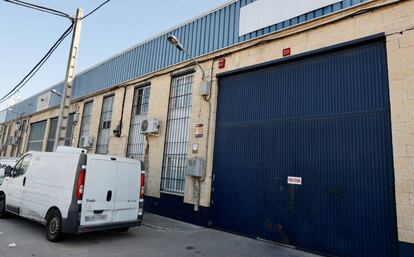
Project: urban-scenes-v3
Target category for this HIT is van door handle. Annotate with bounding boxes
[106,190,112,202]
[23,177,26,187]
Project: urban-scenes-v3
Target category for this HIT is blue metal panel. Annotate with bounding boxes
[400,242,414,257]
[4,0,372,121]
[145,194,209,227]
[211,39,397,257]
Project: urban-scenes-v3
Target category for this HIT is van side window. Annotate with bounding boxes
[14,154,33,177]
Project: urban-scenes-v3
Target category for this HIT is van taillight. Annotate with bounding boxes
[140,173,145,199]
[76,170,86,200]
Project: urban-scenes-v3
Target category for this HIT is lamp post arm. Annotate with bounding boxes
[182,48,205,80]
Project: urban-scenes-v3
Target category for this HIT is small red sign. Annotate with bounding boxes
[218,58,226,69]
[283,48,291,57]
[287,176,302,185]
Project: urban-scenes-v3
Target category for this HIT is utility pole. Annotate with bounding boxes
[53,8,83,151]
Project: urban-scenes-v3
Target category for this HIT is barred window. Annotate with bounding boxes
[78,101,93,147]
[64,113,75,147]
[161,72,193,194]
[127,85,151,160]
[27,120,47,152]
[96,95,114,154]
[45,113,75,152]
[46,117,58,152]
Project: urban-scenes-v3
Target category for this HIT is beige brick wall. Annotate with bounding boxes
[1,0,414,244]
[145,75,173,198]
[388,28,414,243]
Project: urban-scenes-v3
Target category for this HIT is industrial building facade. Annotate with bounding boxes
[1,0,414,256]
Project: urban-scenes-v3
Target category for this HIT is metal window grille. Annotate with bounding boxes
[11,120,25,157]
[45,113,74,152]
[127,85,151,160]
[96,95,114,154]
[1,125,11,156]
[64,113,75,146]
[78,101,93,146]
[161,72,194,194]
[16,120,26,157]
[46,117,58,152]
[27,120,47,152]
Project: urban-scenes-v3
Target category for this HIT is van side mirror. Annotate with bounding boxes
[4,166,12,177]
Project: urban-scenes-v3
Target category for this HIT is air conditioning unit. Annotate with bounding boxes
[80,136,94,149]
[140,118,160,135]
[9,136,20,146]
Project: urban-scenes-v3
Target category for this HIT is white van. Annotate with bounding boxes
[0,147,145,242]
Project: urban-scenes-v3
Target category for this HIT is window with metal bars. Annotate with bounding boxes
[127,85,151,160]
[46,117,58,152]
[64,113,75,147]
[15,120,26,157]
[161,72,194,194]
[45,114,75,152]
[96,95,114,154]
[78,101,93,147]
[1,125,10,156]
[27,120,47,152]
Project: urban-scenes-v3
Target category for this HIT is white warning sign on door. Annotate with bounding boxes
[287,176,302,185]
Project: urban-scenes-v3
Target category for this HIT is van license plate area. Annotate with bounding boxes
[85,214,107,222]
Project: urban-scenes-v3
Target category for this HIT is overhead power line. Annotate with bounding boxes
[81,0,110,20]
[0,0,111,104]
[3,0,72,19]
[0,23,74,104]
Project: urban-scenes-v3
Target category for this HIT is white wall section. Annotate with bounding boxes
[239,0,342,36]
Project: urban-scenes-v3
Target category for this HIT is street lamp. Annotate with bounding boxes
[167,35,207,84]
[7,108,18,115]
[7,108,25,120]
[50,89,62,97]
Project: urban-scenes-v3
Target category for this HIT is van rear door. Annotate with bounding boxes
[80,155,116,226]
[112,158,140,223]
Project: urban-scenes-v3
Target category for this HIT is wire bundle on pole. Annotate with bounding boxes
[0,0,111,105]
[0,23,74,104]
[3,0,72,19]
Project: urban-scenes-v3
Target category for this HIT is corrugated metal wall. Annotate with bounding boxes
[211,38,397,257]
[4,0,370,121]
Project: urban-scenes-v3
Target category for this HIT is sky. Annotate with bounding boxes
[0,0,227,110]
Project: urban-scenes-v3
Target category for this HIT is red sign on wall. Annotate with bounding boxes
[283,48,291,57]
[218,58,226,69]
[287,176,302,185]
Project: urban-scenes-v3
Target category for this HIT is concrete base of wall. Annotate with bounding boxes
[145,194,209,227]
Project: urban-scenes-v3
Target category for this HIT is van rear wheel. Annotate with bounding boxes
[46,210,64,242]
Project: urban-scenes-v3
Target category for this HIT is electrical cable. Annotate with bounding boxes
[1,0,111,104]
[79,0,110,20]
[3,0,72,20]
[0,23,74,104]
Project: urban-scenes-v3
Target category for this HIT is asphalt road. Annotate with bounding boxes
[0,213,320,257]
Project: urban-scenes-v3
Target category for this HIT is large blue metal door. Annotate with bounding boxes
[211,38,397,257]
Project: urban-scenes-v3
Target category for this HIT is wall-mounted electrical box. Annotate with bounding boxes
[199,81,211,96]
[186,158,206,178]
